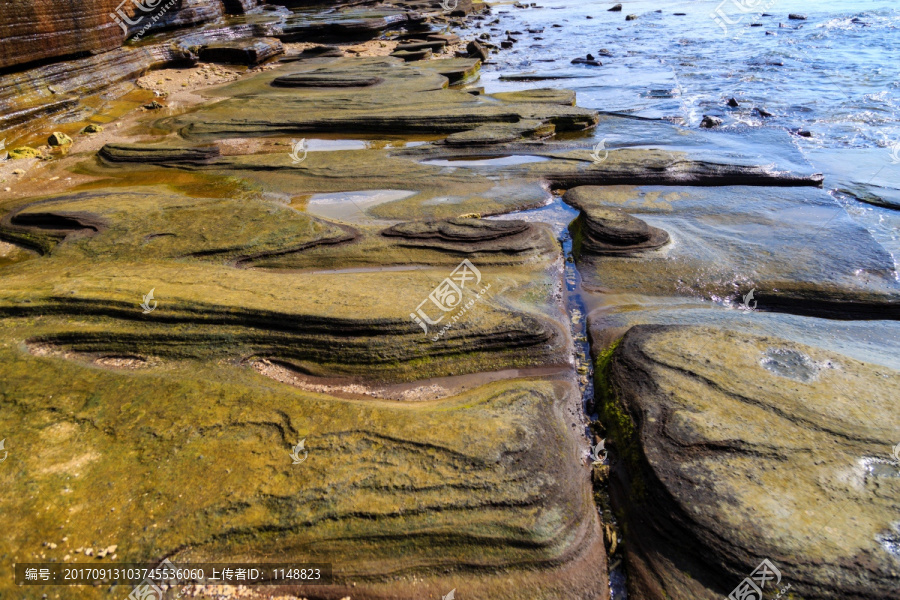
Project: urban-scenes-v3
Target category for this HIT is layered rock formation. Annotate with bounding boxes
[599,325,900,600]
[564,186,670,255]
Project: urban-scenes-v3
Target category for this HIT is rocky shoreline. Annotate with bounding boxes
[1,2,898,600]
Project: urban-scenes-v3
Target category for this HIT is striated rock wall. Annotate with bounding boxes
[0,0,260,73]
[0,0,125,71]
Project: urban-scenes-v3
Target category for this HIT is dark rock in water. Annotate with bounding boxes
[602,325,900,600]
[490,88,576,106]
[564,187,669,255]
[572,57,602,66]
[766,31,777,35]
[791,129,813,138]
[673,12,686,16]
[82,124,103,134]
[99,144,221,165]
[391,48,433,62]
[761,12,773,16]
[382,218,548,255]
[608,3,623,11]
[750,23,763,27]
[501,40,514,49]
[754,107,774,117]
[625,14,638,21]
[699,115,723,128]
[143,101,164,110]
[789,13,807,20]
[199,38,284,65]
[838,183,900,211]
[597,49,613,57]
[552,23,562,27]
[466,40,490,61]
[726,98,740,108]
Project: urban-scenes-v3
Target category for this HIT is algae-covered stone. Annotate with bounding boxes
[8,147,43,160]
[81,124,103,134]
[48,132,72,146]
[603,325,900,600]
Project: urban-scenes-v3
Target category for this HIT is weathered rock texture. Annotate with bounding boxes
[0,0,124,71]
[568,185,900,319]
[565,186,669,255]
[600,325,900,600]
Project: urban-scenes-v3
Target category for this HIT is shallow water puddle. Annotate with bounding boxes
[421,155,551,167]
[302,189,415,223]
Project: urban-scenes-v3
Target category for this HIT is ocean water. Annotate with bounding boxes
[472,0,900,265]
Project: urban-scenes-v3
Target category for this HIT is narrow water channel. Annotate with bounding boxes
[491,195,627,600]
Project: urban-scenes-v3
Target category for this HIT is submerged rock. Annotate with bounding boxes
[601,325,900,600]
[609,4,623,11]
[568,185,900,319]
[564,187,669,255]
[699,115,722,128]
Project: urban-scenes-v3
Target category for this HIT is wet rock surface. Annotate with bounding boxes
[1,2,898,600]
[600,325,900,600]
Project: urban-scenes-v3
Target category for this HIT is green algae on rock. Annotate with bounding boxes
[0,338,606,599]
[603,325,900,600]
[162,57,598,139]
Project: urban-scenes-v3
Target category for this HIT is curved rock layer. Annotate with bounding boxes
[564,186,669,255]
[166,57,599,139]
[382,218,549,255]
[0,341,607,599]
[601,325,900,600]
